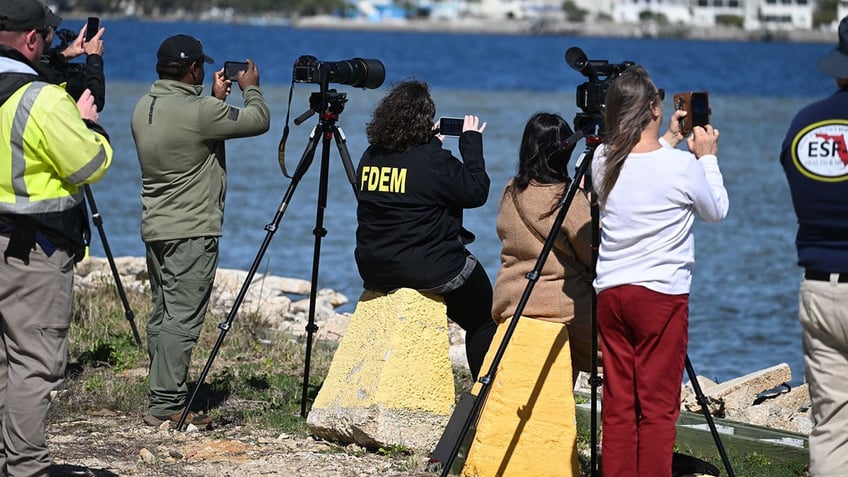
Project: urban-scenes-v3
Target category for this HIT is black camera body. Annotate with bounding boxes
[292,55,385,90]
[41,29,87,100]
[565,47,635,132]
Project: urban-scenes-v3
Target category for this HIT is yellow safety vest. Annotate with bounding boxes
[0,80,112,215]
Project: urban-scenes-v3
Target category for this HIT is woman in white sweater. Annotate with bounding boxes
[591,65,729,477]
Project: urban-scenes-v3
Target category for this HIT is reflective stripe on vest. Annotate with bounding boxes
[1,81,83,214]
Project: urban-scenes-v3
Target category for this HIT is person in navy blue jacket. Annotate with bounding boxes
[780,15,848,477]
[355,79,495,379]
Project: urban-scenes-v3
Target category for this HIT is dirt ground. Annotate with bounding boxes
[47,411,439,477]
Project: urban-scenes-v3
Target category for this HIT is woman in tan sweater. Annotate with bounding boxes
[491,112,594,378]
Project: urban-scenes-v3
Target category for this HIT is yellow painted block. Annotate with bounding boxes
[311,288,455,415]
[462,317,579,477]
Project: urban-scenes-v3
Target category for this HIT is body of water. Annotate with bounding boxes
[67,18,835,385]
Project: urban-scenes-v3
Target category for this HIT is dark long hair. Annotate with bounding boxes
[365,79,436,153]
[510,112,576,216]
[598,65,656,206]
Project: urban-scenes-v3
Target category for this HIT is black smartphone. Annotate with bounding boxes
[439,117,464,137]
[224,61,249,81]
[85,17,99,42]
[673,91,711,134]
[690,92,710,129]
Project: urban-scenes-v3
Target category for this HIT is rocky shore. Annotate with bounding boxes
[62,257,810,476]
[76,255,812,437]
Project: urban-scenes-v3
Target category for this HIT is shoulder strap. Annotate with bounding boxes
[509,185,592,280]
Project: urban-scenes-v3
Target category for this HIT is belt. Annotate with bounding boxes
[805,270,848,283]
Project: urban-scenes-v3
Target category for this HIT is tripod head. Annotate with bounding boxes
[574,111,604,140]
[294,89,348,125]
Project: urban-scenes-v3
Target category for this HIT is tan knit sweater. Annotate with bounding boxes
[491,179,594,372]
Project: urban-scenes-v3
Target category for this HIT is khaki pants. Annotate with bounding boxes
[0,235,74,477]
[800,274,848,477]
[145,237,218,416]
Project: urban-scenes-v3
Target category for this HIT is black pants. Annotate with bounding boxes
[442,261,496,380]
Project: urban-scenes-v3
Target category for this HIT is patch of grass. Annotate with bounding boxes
[54,282,334,438]
[377,443,411,457]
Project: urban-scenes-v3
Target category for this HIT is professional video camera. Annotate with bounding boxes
[565,47,634,132]
[41,28,86,99]
[293,55,385,90]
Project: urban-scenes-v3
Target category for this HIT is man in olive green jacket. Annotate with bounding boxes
[130,34,270,427]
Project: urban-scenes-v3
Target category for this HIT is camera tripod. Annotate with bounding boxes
[432,115,735,477]
[83,185,142,346]
[177,88,358,430]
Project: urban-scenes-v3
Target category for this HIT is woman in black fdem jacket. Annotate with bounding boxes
[354,79,495,379]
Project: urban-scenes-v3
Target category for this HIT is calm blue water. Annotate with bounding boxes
[68,18,835,385]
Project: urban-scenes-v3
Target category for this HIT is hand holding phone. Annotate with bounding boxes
[224,61,249,82]
[673,91,711,134]
[85,17,99,42]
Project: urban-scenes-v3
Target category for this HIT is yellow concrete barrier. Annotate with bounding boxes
[307,288,456,450]
[462,317,578,477]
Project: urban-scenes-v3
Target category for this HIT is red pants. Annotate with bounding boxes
[597,285,688,477]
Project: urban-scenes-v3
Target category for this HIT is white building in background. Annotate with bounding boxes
[471,0,820,31]
[612,0,693,24]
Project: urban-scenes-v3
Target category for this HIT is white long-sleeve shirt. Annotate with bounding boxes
[591,141,729,295]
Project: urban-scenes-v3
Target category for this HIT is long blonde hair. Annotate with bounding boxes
[597,66,657,207]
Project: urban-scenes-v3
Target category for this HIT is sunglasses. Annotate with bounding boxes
[35,27,52,41]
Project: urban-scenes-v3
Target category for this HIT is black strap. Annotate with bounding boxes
[509,184,592,281]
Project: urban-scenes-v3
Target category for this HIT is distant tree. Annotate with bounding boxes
[562,0,587,22]
[638,10,668,26]
[716,14,743,29]
[814,0,839,28]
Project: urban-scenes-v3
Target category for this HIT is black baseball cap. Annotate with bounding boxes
[818,16,848,78]
[0,0,62,32]
[157,34,214,65]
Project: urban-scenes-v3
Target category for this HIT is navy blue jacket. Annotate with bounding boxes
[781,88,848,272]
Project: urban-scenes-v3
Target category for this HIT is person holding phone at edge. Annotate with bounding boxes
[131,34,270,428]
[354,79,496,380]
[781,15,848,477]
[0,1,113,474]
[591,66,728,476]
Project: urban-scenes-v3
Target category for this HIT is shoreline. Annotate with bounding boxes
[64,12,834,44]
[289,15,834,44]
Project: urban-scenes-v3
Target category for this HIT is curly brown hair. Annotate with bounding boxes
[365,79,436,153]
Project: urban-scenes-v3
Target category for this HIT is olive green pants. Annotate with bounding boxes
[144,237,218,416]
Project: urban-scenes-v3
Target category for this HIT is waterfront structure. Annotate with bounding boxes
[467,0,820,31]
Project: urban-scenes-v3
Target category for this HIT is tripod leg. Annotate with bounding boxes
[299,128,334,418]
[83,185,142,347]
[685,355,735,477]
[331,126,359,198]
[589,193,601,477]
[176,127,322,431]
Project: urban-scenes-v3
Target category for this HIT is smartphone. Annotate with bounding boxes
[673,91,711,134]
[224,61,249,82]
[85,17,99,42]
[439,117,464,137]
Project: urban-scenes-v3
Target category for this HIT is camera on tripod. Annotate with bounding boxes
[41,28,86,100]
[565,47,635,131]
[293,55,386,90]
